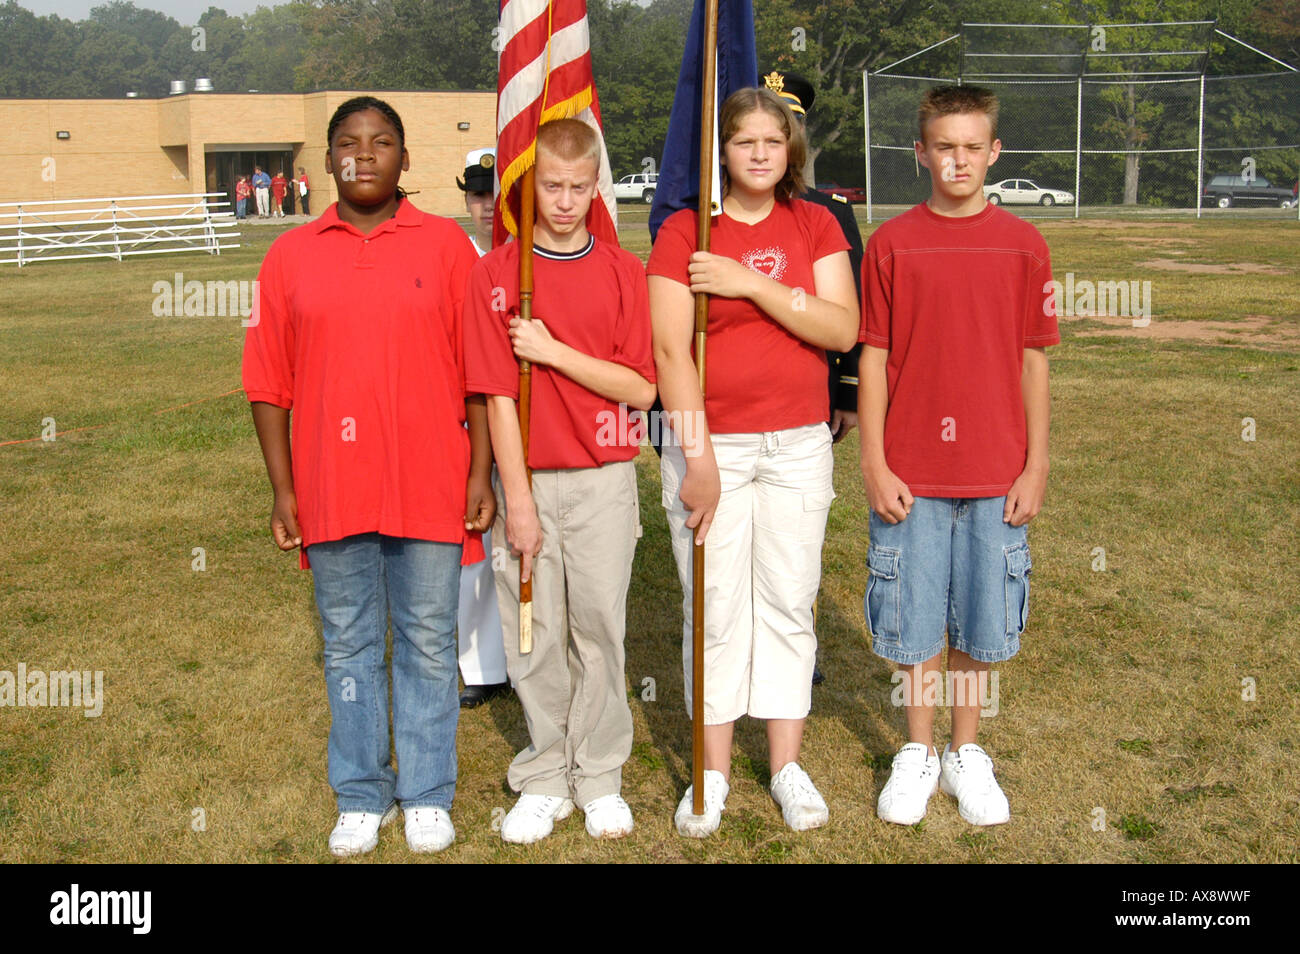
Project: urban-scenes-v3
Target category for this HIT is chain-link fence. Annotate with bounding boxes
[863,23,1300,221]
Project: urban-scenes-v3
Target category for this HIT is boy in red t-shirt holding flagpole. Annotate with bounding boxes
[464,119,656,844]
[859,85,1059,827]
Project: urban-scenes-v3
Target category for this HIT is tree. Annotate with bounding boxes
[589,0,691,177]
[237,3,307,93]
[752,0,1068,186]
[292,0,497,92]
[1066,0,1265,204]
[89,0,177,54]
[0,1,82,97]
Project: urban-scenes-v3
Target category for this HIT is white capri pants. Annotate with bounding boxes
[661,422,834,724]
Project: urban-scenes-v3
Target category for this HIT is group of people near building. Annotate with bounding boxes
[242,68,1057,858]
[234,166,310,219]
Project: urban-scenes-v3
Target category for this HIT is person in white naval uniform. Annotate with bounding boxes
[457,147,511,707]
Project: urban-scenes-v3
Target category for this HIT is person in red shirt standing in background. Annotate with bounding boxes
[464,119,656,845]
[234,174,251,219]
[271,169,288,217]
[242,96,494,857]
[647,87,858,838]
[860,85,1058,829]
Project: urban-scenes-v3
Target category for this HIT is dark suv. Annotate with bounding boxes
[1203,174,1295,208]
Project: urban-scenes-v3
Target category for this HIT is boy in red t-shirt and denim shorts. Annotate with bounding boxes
[859,86,1059,827]
[464,119,656,844]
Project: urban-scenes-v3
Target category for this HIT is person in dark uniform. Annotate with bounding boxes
[765,70,865,686]
[764,70,863,445]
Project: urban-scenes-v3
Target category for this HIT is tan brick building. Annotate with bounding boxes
[1,90,497,217]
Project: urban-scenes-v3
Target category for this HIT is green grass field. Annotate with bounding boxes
[1,207,1297,863]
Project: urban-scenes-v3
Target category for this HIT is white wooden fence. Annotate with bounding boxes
[0,193,240,267]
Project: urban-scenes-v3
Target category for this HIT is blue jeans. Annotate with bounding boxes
[236,197,247,218]
[308,533,461,813]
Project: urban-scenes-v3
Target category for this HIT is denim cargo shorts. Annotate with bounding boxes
[864,496,1031,665]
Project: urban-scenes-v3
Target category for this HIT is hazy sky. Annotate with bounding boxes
[18,0,274,25]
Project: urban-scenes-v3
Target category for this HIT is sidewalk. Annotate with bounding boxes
[234,214,314,225]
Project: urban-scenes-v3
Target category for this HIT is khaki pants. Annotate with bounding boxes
[493,460,640,805]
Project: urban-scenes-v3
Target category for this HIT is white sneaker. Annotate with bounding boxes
[770,762,829,831]
[674,769,729,838]
[877,743,941,825]
[500,793,574,844]
[583,794,634,839]
[940,743,1010,826]
[328,803,398,857]
[404,806,455,853]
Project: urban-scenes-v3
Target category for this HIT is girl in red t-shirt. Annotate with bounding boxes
[647,87,858,838]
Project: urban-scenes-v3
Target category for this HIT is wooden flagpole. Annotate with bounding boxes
[517,165,536,655]
[690,0,720,816]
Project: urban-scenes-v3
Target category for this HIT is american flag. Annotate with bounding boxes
[494,0,619,248]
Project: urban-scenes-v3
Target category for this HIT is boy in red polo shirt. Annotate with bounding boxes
[859,86,1058,827]
[243,97,494,857]
[464,118,655,844]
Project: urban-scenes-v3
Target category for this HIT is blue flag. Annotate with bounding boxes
[649,0,758,242]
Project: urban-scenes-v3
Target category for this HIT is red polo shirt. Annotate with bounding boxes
[242,199,484,568]
[463,237,656,470]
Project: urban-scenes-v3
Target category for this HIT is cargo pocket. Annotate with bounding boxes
[1004,542,1032,636]
[864,545,902,644]
[801,489,835,534]
[659,456,683,514]
[803,490,835,510]
[625,461,643,539]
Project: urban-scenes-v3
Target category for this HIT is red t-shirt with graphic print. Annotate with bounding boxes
[646,199,849,434]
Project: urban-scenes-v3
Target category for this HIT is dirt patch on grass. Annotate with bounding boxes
[1136,259,1289,275]
[1044,219,1200,231]
[1118,237,1199,247]
[1065,312,1300,346]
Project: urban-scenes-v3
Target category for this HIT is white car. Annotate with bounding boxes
[984,179,1074,206]
[614,173,658,203]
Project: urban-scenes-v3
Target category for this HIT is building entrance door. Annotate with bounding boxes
[205,148,296,217]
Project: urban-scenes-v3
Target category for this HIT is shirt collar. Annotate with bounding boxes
[533,234,595,260]
[314,196,423,236]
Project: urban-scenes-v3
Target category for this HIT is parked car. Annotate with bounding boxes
[983,179,1074,206]
[816,182,866,203]
[614,173,658,203]
[1202,173,1295,208]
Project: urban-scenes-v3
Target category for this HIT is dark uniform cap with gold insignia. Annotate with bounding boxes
[457,147,496,193]
[763,70,815,117]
